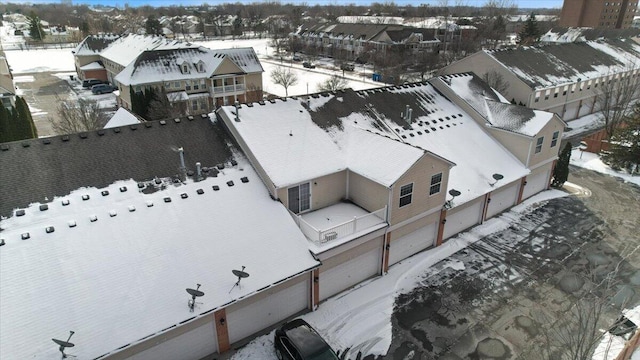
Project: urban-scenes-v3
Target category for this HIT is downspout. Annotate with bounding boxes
[382,184,394,274]
[525,139,534,168]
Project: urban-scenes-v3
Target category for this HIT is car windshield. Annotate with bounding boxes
[308,348,339,360]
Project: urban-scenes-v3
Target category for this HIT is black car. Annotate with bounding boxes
[302,61,316,69]
[82,78,104,88]
[274,319,339,360]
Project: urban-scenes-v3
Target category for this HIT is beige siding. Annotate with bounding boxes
[486,129,530,165]
[119,84,132,106]
[225,273,308,310]
[244,73,263,92]
[528,116,565,168]
[391,154,450,226]
[320,236,383,271]
[348,171,389,213]
[440,51,533,105]
[214,58,244,75]
[75,54,101,72]
[276,171,347,212]
[390,212,440,240]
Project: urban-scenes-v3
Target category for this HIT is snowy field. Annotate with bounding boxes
[3,34,382,98]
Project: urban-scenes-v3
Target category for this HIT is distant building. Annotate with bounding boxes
[0,53,16,108]
[559,0,639,29]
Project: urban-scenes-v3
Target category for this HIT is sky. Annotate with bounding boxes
[9,0,565,10]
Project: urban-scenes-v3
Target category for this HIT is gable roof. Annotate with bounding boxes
[485,39,640,89]
[299,23,391,40]
[104,107,142,128]
[0,116,232,218]
[220,82,530,205]
[72,34,121,56]
[439,73,555,136]
[99,34,192,68]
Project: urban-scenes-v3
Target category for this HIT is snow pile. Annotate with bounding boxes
[570,148,640,187]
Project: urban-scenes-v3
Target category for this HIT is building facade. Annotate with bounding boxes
[559,0,639,29]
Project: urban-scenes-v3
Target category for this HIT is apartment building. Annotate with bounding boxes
[560,0,639,28]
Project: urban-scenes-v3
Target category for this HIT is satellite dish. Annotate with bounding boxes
[448,189,461,197]
[186,284,204,312]
[52,331,75,358]
[492,173,504,181]
[445,189,461,209]
[229,266,250,293]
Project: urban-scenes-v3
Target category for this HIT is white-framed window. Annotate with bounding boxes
[535,136,544,153]
[288,182,311,214]
[551,131,559,147]
[181,63,189,74]
[197,61,204,72]
[430,173,442,195]
[191,101,198,111]
[399,183,413,207]
[174,81,180,88]
[200,79,207,89]
[193,80,199,90]
[165,82,171,89]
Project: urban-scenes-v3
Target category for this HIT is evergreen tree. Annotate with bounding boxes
[552,142,572,188]
[15,96,37,139]
[27,12,45,41]
[602,106,640,174]
[0,105,9,143]
[518,13,541,46]
[145,15,163,36]
[80,21,90,37]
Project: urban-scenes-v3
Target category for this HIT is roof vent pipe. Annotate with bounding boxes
[196,162,202,179]
[178,147,186,180]
[234,101,240,122]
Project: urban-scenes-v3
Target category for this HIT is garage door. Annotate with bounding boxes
[128,319,217,360]
[522,170,550,200]
[486,182,520,219]
[389,223,437,266]
[443,199,483,240]
[320,246,382,301]
[226,276,309,344]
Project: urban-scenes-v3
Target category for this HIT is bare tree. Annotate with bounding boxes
[482,70,509,94]
[596,66,640,138]
[318,75,348,92]
[49,96,109,135]
[270,67,298,97]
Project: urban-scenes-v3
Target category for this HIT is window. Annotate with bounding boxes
[193,80,199,90]
[174,81,180,88]
[191,101,198,111]
[200,79,207,89]
[399,183,413,207]
[551,131,559,147]
[430,173,442,195]
[288,182,310,214]
[535,136,544,153]
[181,63,189,74]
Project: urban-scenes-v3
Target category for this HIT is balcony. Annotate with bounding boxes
[291,203,387,246]
[212,83,245,95]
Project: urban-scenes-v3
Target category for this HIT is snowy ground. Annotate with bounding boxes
[229,190,573,360]
[570,148,640,187]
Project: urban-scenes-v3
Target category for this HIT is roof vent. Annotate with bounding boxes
[181,193,188,199]
[137,183,145,189]
[46,226,55,233]
[188,115,194,120]
[82,194,90,201]
[241,177,249,183]
[201,114,208,119]
[16,209,25,216]
[258,101,265,105]
[97,130,105,136]
[40,204,49,211]
[227,181,234,187]
[130,125,138,131]
[1,144,8,151]
[79,132,88,139]
[231,160,238,166]
[62,199,70,206]
[217,163,225,170]
[42,139,51,145]
[113,128,121,133]
[68,220,76,228]
[197,189,204,195]
[160,120,167,125]
[145,122,152,128]
[128,205,136,212]
[90,215,98,222]
[164,197,172,203]
[155,178,162,184]
[109,210,117,217]
[22,232,30,240]
[119,186,127,192]
[101,190,109,196]
[146,201,154,207]
[174,118,181,123]
[0,239,4,246]
[213,185,220,191]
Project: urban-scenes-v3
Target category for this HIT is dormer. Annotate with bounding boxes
[177,58,189,74]
[195,60,205,73]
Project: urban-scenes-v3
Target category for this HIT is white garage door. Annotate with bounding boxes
[443,199,483,240]
[522,170,549,200]
[226,276,309,344]
[389,223,437,266]
[128,319,217,360]
[320,246,382,301]
[485,182,520,219]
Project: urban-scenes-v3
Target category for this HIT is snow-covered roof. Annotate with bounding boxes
[221,83,530,205]
[485,39,640,89]
[79,61,104,71]
[540,27,640,43]
[440,73,555,136]
[104,107,141,128]
[72,34,120,56]
[218,97,427,188]
[115,47,262,86]
[0,160,319,359]
[99,34,192,68]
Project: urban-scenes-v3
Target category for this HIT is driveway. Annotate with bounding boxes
[381,167,640,360]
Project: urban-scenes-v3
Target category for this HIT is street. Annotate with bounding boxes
[382,166,640,359]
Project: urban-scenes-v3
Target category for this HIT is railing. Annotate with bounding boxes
[294,206,387,245]
[212,84,245,94]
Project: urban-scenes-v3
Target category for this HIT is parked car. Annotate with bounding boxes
[82,78,104,88]
[91,84,116,94]
[340,63,355,71]
[302,61,316,69]
[274,319,339,360]
[293,54,303,62]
